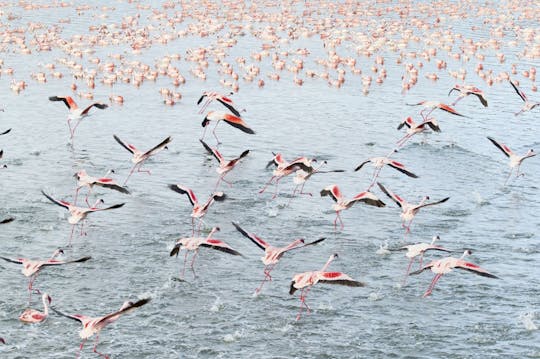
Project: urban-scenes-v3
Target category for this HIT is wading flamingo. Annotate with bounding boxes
[201,111,254,144]
[19,292,51,323]
[49,96,108,140]
[487,136,536,184]
[199,139,249,189]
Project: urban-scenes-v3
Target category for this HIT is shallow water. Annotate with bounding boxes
[1,1,539,358]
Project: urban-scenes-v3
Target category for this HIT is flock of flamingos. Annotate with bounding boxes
[0,1,538,358]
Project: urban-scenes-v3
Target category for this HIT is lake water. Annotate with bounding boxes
[0,1,539,358]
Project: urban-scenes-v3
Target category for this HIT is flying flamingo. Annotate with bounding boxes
[320,184,385,230]
[199,139,249,189]
[74,169,129,206]
[260,155,316,198]
[232,222,325,295]
[48,96,108,140]
[201,111,255,144]
[448,84,488,107]
[0,249,90,303]
[354,151,418,185]
[197,91,242,116]
[19,292,51,323]
[168,184,225,235]
[51,297,150,359]
[410,250,498,297]
[169,227,242,279]
[396,116,440,147]
[407,101,466,120]
[377,182,449,233]
[388,236,452,285]
[113,134,172,186]
[42,190,125,245]
[487,136,536,184]
[289,253,365,320]
[509,79,540,116]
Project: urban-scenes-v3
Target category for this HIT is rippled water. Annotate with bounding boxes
[1,1,539,358]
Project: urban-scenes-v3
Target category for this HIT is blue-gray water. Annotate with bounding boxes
[0,1,539,358]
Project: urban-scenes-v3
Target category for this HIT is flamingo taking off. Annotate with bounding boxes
[0,248,90,302]
[199,139,249,189]
[407,101,466,120]
[51,297,150,359]
[49,96,108,140]
[42,190,125,245]
[289,160,345,199]
[19,292,51,323]
[388,236,452,284]
[201,111,255,144]
[168,184,226,235]
[113,134,172,186]
[74,169,129,206]
[170,227,242,279]
[377,182,449,233]
[232,222,325,295]
[289,253,365,320]
[487,136,536,184]
[354,151,418,185]
[410,250,498,297]
[396,116,440,147]
[197,91,241,116]
[509,79,540,116]
[448,84,488,107]
[260,154,316,198]
[320,184,385,230]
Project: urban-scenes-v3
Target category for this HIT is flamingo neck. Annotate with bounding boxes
[42,296,49,316]
[321,255,336,271]
[206,227,219,239]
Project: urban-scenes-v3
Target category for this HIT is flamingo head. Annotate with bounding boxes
[43,293,52,305]
[431,235,440,244]
[461,249,473,258]
[52,248,64,258]
[526,149,535,157]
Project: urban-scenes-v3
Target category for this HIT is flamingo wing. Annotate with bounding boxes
[42,256,92,266]
[487,136,513,158]
[283,158,313,173]
[41,190,70,210]
[416,197,450,209]
[437,103,466,117]
[143,136,172,157]
[216,98,241,117]
[95,298,151,327]
[387,161,418,178]
[471,92,488,107]
[196,93,207,105]
[113,135,136,154]
[232,222,269,250]
[0,217,14,224]
[320,184,343,203]
[81,103,108,115]
[317,272,366,287]
[0,256,23,264]
[509,79,527,102]
[222,114,255,134]
[425,119,441,132]
[199,139,223,162]
[376,182,404,208]
[95,179,130,194]
[49,96,77,110]
[409,262,435,275]
[354,160,371,172]
[50,307,88,323]
[200,239,242,256]
[456,261,499,278]
[168,184,197,206]
[93,203,126,212]
[0,128,11,136]
[348,191,386,208]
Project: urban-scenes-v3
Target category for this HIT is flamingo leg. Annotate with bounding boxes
[418,254,424,269]
[77,338,87,359]
[255,265,274,295]
[212,121,221,145]
[92,334,110,359]
[181,250,188,279]
[28,274,38,304]
[298,183,312,196]
[504,168,514,185]
[296,286,312,321]
[70,119,82,139]
[402,258,415,286]
[271,177,282,199]
[259,176,276,194]
[67,118,73,138]
[73,186,81,205]
[191,217,195,237]
[136,162,151,176]
[190,249,199,278]
[423,273,443,297]
[396,133,412,147]
[334,211,344,231]
[122,164,137,186]
[84,187,93,207]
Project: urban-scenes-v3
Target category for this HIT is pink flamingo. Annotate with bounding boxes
[51,297,150,359]
[320,184,385,230]
[260,154,316,198]
[290,253,365,320]
[113,134,172,186]
[49,96,108,139]
[169,227,242,279]
[410,250,498,297]
[377,182,449,233]
[197,91,241,116]
[509,79,540,116]
[487,136,536,184]
[199,139,249,189]
[389,236,452,285]
[19,292,51,323]
[0,249,90,302]
[201,111,255,144]
[168,184,226,235]
[74,169,129,206]
[42,191,125,245]
[448,84,488,107]
[396,116,440,147]
[232,222,325,295]
[407,100,466,120]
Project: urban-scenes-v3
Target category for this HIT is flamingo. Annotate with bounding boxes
[320,184,385,230]
[0,249,90,302]
[199,139,249,189]
[232,222,325,295]
[290,161,345,199]
[19,292,51,323]
[407,101,466,120]
[289,253,365,320]
[354,151,418,185]
[1,217,14,224]
[388,236,452,285]
[48,96,108,139]
[260,155,316,198]
[42,190,125,245]
[410,250,498,297]
[197,91,241,116]
[448,84,488,107]
[201,111,255,144]
[487,136,536,184]
[169,227,242,279]
[168,184,225,235]
[113,134,172,186]
[396,116,440,147]
[74,169,129,206]
[377,182,449,233]
[51,297,150,359]
[509,79,540,116]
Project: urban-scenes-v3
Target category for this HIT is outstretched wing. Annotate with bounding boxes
[143,136,171,157]
[95,298,151,326]
[320,184,343,203]
[49,96,77,110]
[354,160,371,172]
[41,190,70,210]
[0,256,23,264]
[376,182,404,208]
[318,272,366,287]
[113,134,136,154]
[42,256,92,266]
[416,197,449,209]
[50,307,88,323]
[409,262,435,275]
[347,191,386,208]
[509,79,527,102]
[487,136,513,158]
[216,98,241,117]
[168,184,197,206]
[456,261,499,278]
[397,116,414,130]
[232,222,269,250]
[95,179,130,194]
[200,239,242,256]
[0,217,14,224]
[386,161,418,178]
[0,128,11,136]
[81,103,108,115]
[222,114,255,134]
[200,139,223,162]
